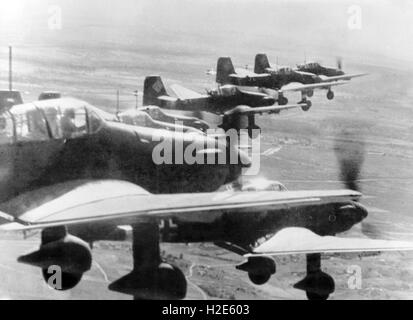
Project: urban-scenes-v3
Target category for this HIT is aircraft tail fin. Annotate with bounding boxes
[216,57,236,85]
[254,53,271,74]
[143,76,168,106]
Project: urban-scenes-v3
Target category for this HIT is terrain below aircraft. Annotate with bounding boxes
[0,97,412,300]
[216,57,349,107]
[0,98,413,299]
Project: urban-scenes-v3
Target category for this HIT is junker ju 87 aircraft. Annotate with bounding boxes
[296,58,367,80]
[0,97,411,300]
[142,76,303,113]
[141,75,307,137]
[216,57,349,109]
[254,54,367,100]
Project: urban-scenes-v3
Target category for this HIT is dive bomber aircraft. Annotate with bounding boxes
[142,76,304,113]
[0,97,411,301]
[254,53,367,100]
[216,57,350,108]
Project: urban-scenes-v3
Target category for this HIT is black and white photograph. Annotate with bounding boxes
[0,0,412,303]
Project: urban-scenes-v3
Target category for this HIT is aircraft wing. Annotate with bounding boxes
[280,80,348,93]
[230,69,270,79]
[233,104,305,116]
[233,68,264,77]
[318,73,368,82]
[0,179,362,231]
[246,227,413,256]
[170,84,208,100]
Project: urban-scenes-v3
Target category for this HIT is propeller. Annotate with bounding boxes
[333,131,384,238]
[334,130,365,192]
[336,57,343,71]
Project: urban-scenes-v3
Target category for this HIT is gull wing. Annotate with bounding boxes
[169,84,208,100]
[318,73,368,82]
[0,179,361,231]
[246,227,413,256]
[280,80,348,93]
[231,104,304,116]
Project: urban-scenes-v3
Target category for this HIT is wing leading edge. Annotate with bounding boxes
[246,227,413,256]
[280,80,348,93]
[0,179,360,231]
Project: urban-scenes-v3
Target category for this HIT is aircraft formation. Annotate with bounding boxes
[0,50,412,301]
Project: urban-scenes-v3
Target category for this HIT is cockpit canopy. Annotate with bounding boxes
[217,85,238,97]
[118,110,153,127]
[305,62,320,69]
[278,66,293,74]
[0,98,105,144]
[139,106,164,121]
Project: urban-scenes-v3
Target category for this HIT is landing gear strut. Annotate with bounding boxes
[299,99,312,112]
[327,90,335,100]
[294,253,335,300]
[278,95,289,106]
[109,222,187,300]
[299,91,312,111]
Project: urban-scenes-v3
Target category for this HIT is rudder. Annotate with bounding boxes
[216,57,236,85]
[254,53,270,74]
[143,76,168,106]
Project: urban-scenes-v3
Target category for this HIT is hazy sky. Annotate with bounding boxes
[0,0,412,67]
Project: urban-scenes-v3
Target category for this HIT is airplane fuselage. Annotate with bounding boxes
[296,65,345,77]
[0,124,239,202]
[0,99,243,205]
[226,75,279,90]
[224,73,313,91]
[0,98,366,253]
[156,92,275,114]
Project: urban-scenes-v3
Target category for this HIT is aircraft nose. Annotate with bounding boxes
[263,96,276,105]
[355,202,368,220]
[336,201,368,227]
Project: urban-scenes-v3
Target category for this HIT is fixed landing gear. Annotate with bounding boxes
[109,222,187,300]
[237,256,276,286]
[109,262,187,300]
[299,90,312,111]
[42,269,82,290]
[18,226,92,291]
[294,253,335,300]
[299,99,312,111]
[307,89,314,97]
[327,90,335,100]
[248,272,271,285]
[278,95,289,106]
